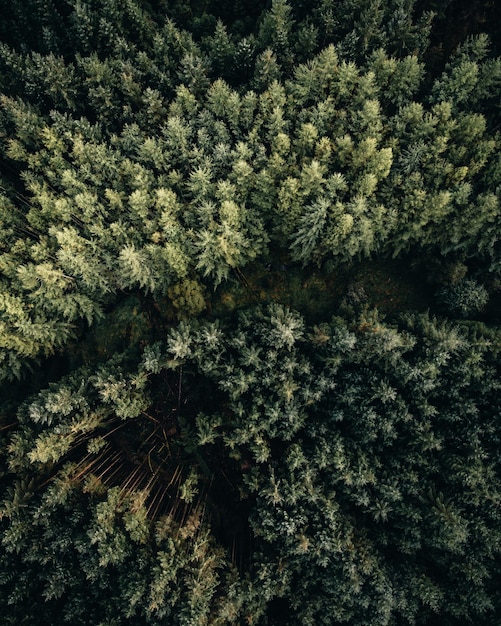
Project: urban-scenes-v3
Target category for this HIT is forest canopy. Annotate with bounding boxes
[0,1,500,625]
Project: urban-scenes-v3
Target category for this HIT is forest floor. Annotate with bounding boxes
[214,257,435,323]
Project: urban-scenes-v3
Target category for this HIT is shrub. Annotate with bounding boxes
[436,278,489,318]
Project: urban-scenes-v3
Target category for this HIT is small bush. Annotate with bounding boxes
[436,278,489,318]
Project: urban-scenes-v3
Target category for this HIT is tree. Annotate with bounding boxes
[436,277,489,318]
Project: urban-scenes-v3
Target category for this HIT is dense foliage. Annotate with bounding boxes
[0,1,500,625]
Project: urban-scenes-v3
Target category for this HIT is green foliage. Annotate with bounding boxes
[309,0,434,63]
[0,23,500,378]
[1,2,501,625]
[3,306,500,624]
[168,279,207,318]
[436,277,489,318]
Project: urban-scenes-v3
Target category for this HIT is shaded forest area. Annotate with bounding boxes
[0,1,500,625]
